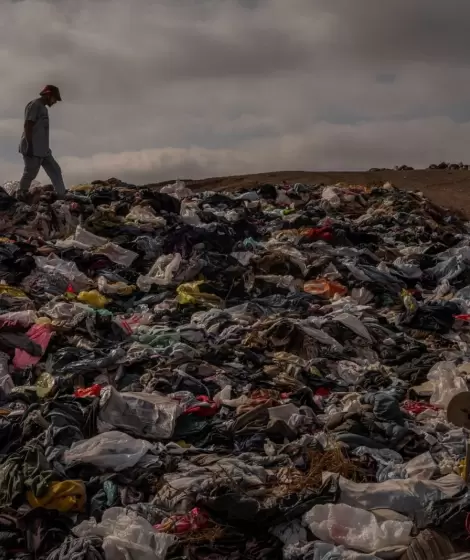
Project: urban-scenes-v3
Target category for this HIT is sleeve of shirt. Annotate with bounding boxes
[24,100,40,122]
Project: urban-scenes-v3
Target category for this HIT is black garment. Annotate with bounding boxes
[46,537,105,560]
[399,301,460,334]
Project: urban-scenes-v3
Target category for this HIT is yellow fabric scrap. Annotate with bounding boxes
[27,480,86,512]
[36,317,52,326]
[0,285,27,298]
[176,281,223,307]
[35,372,55,398]
[70,184,94,192]
[77,290,110,309]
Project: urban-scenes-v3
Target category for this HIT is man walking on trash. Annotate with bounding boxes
[17,85,67,201]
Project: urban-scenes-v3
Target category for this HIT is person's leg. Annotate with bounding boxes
[41,155,66,198]
[18,156,41,197]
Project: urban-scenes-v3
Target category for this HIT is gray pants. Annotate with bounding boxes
[19,155,66,198]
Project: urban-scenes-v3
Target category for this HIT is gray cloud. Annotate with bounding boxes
[1,0,470,186]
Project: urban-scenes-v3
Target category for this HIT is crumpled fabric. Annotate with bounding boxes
[13,322,53,369]
[46,536,105,560]
[176,281,223,306]
[27,480,86,512]
[284,541,381,560]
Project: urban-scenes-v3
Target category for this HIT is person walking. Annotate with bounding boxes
[17,85,66,201]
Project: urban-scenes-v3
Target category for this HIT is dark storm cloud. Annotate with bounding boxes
[0,0,470,185]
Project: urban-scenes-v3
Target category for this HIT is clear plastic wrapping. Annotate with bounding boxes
[63,431,153,471]
[98,387,180,440]
[304,503,412,554]
[74,507,175,560]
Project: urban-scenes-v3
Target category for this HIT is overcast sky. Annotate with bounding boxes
[2,0,470,186]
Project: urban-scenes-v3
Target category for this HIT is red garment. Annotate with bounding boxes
[183,395,219,417]
[13,323,53,369]
[402,400,439,415]
[74,384,102,398]
[454,314,470,321]
[303,226,333,242]
[155,508,209,534]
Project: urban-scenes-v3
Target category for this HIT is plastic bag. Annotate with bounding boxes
[2,179,40,196]
[403,452,437,480]
[284,541,381,560]
[74,507,175,560]
[35,254,91,291]
[321,186,341,208]
[95,243,138,267]
[63,431,153,471]
[0,310,37,328]
[180,200,202,225]
[304,503,412,553]
[161,179,192,199]
[74,225,107,248]
[0,351,13,395]
[324,473,465,515]
[427,361,467,408]
[98,387,180,440]
[137,253,182,292]
[97,276,135,296]
[126,206,167,227]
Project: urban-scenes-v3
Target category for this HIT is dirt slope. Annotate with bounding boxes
[161,169,470,217]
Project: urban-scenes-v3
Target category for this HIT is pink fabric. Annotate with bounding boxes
[13,324,53,369]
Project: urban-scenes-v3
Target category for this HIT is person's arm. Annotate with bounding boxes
[24,121,34,156]
[23,102,39,157]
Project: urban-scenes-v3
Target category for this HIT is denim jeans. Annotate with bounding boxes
[19,154,66,198]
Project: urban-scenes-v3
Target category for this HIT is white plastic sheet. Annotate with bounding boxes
[34,254,91,290]
[321,186,341,208]
[180,200,202,225]
[161,180,192,199]
[427,361,467,407]
[284,541,381,560]
[304,503,412,554]
[63,431,153,471]
[127,206,167,227]
[74,507,174,560]
[55,225,107,250]
[137,253,182,292]
[324,473,465,515]
[96,243,138,267]
[98,387,180,440]
[2,180,41,196]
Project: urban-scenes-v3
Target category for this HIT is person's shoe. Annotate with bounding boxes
[15,191,29,203]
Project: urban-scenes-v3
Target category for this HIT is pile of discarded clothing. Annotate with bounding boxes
[0,178,469,559]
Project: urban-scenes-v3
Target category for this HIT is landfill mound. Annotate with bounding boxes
[0,178,469,559]
[179,169,470,218]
